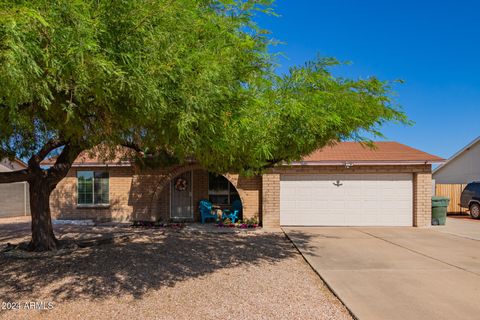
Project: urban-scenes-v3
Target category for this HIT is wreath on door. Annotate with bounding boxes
[174,178,188,191]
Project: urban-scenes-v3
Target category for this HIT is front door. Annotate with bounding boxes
[170,171,193,220]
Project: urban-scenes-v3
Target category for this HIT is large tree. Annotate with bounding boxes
[0,0,407,251]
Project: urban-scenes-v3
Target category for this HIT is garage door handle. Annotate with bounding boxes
[333,181,343,187]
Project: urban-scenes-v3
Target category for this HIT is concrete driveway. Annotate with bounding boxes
[436,216,480,240]
[284,219,480,320]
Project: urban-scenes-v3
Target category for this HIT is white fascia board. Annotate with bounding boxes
[286,160,443,166]
[433,136,480,174]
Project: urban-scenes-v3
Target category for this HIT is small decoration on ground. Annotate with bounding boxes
[174,178,188,191]
[217,217,259,229]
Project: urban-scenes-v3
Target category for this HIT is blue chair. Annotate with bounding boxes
[199,200,217,224]
[222,199,242,223]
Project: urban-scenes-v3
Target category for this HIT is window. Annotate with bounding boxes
[77,171,109,205]
[208,173,239,205]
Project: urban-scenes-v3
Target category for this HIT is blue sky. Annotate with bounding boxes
[254,0,480,160]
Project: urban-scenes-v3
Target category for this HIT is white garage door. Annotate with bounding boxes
[280,173,413,226]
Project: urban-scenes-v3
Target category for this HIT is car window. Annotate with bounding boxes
[466,183,480,193]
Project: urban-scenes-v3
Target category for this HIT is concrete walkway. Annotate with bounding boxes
[284,224,480,320]
[436,216,480,240]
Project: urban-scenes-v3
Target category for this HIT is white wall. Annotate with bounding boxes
[433,141,480,184]
[0,183,30,217]
[0,158,30,217]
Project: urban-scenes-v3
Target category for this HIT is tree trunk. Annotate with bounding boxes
[0,140,82,251]
[28,178,58,251]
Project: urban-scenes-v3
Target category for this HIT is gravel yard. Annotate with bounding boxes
[0,217,351,320]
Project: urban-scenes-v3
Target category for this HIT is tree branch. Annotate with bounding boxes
[121,141,143,153]
[46,143,83,186]
[0,169,32,183]
[28,138,66,168]
[260,158,283,170]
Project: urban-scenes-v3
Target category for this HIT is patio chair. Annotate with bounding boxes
[222,199,242,223]
[199,199,217,224]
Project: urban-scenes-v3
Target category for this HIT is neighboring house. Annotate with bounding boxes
[0,158,30,218]
[45,142,443,227]
[433,136,480,184]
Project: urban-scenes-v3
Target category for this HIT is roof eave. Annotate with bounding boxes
[13,158,28,169]
[286,160,445,166]
[433,136,480,174]
[72,163,132,167]
[42,162,133,168]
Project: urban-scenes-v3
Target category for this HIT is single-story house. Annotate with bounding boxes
[433,136,480,184]
[46,141,443,227]
[0,158,30,218]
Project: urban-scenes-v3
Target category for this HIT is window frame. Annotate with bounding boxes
[208,173,238,205]
[77,170,110,207]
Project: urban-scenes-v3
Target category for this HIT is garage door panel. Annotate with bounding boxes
[295,201,315,210]
[300,213,345,226]
[348,214,377,225]
[280,173,413,227]
[375,214,396,224]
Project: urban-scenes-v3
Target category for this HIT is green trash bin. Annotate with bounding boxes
[431,196,450,225]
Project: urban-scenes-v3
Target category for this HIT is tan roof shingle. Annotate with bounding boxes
[301,142,443,163]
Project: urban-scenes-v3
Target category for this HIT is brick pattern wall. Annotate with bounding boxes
[129,172,167,221]
[261,164,433,228]
[413,172,432,227]
[225,173,262,221]
[51,165,262,223]
[50,166,134,221]
[262,174,280,228]
[268,164,431,175]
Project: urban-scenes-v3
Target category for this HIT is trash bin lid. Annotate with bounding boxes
[432,196,450,201]
[432,196,450,207]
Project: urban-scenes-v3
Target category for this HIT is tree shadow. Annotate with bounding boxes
[0,219,31,243]
[0,225,316,304]
[282,227,331,257]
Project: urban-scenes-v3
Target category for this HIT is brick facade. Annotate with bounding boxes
[50,164,262,223]
[51,163,433,227]
[413,172,432,227]
[50,166,135,221]
[262,173,280,228]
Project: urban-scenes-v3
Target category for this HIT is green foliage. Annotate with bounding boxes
[0,0,408,172]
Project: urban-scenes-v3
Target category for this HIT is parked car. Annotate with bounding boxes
[460,182,480,219]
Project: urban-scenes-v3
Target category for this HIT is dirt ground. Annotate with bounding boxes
[0,217,351,320]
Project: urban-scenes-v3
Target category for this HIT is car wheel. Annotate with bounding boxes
[470,203,480,219]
